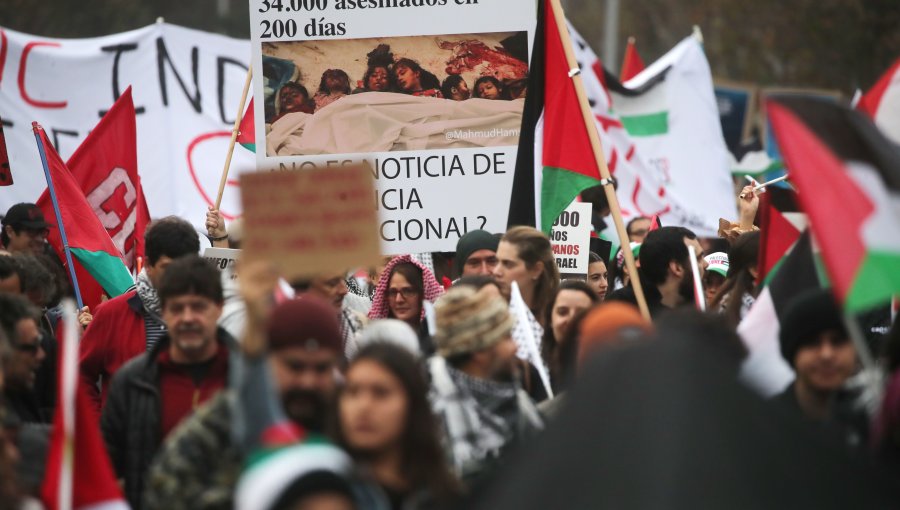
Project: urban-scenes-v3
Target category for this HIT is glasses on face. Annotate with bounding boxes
[387,287,418,300]
[15,338,43,355]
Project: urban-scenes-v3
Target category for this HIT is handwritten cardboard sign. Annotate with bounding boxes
[240,165,381,280]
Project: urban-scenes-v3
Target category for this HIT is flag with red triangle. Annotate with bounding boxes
[36,90,145,308]
[237,98,256,152]
[507,0,602,232]
[33,123,134,300]
[0,119,13,186]
[768,96,900,313]
[620,37,646,82]
[856,57,900,145]
[756,186,806,283]
[41,300,129,510]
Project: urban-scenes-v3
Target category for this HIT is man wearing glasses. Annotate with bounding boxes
[0,293,46,424]
[1,204,53,257]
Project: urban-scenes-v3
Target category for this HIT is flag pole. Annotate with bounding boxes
[687,244,706,311]
[32,123,84,310]
[547,0,652,320]
[215,66,253,210]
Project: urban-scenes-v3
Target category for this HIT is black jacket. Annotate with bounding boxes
[101,327,236,509]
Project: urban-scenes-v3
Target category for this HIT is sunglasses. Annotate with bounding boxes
[388,288,419,300]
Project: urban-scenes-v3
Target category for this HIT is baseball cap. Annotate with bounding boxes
[704,252,729,277]
[2,203,54,230]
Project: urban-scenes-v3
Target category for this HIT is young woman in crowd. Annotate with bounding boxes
[313,69,352,111]
[542,280,599,392]
[337,342,459,510]
[393,58,443,98]
[472,76,506,100]
[710,231,760,327]
[368,255,444,350]
[492,226,559,326]
[586,252,609,301]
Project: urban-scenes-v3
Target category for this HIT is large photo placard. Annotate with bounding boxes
[249,0,536,254]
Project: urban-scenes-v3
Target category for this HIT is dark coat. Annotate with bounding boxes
[101,327,236,509]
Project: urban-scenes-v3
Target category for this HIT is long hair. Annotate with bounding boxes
[502,226,559,320]
[394,58,440,92]
[337,343,459,500]
[317,69,351,95]
[542,280,598,389]
[711,231,760,327]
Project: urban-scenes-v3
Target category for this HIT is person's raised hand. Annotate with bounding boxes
[206,206,227,239]
[738,185,759,230]
[239,260,279,358]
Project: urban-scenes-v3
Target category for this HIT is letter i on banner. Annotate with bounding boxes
[0,118,13,186]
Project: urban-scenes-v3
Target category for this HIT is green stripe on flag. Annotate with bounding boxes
[70,248,134,298]
[846,251,900,312]
[240,142,256,153]
[540,166,599,234]
[620,111,668,136]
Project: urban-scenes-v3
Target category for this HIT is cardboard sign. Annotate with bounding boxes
[550,202,591,277]
[247,0,536,254]
[203,247,241,281]
[240,165,381,280]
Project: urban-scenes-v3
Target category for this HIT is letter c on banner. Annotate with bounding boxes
[18,42,68,108]
[187,131,239,220]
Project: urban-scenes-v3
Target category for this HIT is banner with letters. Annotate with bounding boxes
[249,0,537,254]
[0,23,255,231]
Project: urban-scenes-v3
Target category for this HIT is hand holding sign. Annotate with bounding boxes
[240,164,381,282]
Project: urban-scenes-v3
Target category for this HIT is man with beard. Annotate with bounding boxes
[143,263,344,510]
[607,226,705,319]
[102,256,234,509]
[291,271,369,361]
[428,285,544,487]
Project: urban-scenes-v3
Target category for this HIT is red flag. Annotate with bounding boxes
[856,57,900,144]
[237,98,256,152]
[0,119,13,186]
[756,188,803,283]
[620,37,646,82]
[41,302,128,510]
[33,124,134,302]
[37,89,146,308]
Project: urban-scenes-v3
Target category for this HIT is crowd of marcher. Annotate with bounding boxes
[1,177,899,509]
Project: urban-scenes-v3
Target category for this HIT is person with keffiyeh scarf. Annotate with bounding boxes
[369,255,445,356]
[428,285,543,487]
[79,216,200,410]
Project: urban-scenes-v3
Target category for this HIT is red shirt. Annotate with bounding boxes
[156,344,229,438]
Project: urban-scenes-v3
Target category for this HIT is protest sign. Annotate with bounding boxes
[714,80,756,156]
[203,247,241,281]
[240,165,381,280]
[248,0,536,254]
[549,202,591,277]
[0,23,255,228]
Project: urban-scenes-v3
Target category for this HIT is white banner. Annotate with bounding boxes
[0,23,255,231]
[550,201,591,276]
[248,0,536,254]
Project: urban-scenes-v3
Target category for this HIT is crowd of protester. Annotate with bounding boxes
[0,177,899,509]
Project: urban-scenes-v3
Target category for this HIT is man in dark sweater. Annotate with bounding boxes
[101,256,236,509]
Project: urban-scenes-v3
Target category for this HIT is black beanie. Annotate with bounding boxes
[454,229,500,276]
[779,288,847,367]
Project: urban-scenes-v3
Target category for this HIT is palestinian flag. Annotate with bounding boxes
[756,186,806,283]
[857,58,900,145]
[33,124,134,298]
[0,119,12,186]
[620,36,645,82]
[738,231,821,396]
[768,97,900,313]
[507,0,603,232]
[237,98,256,152]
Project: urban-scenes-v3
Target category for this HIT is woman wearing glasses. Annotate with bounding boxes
[368,255,445,353]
